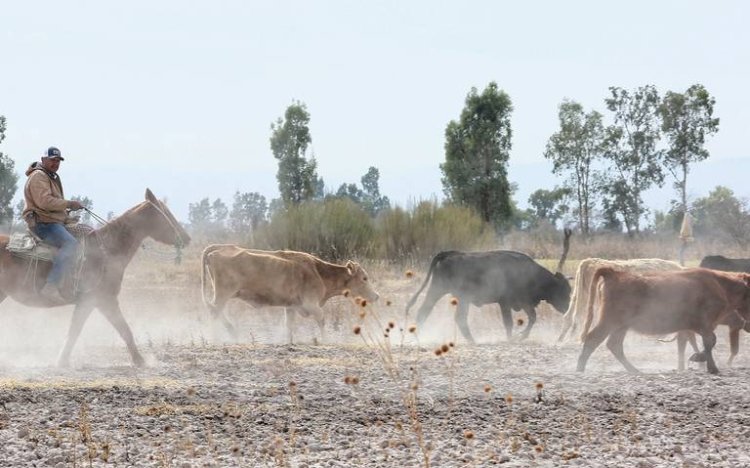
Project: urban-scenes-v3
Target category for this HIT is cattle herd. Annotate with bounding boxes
[200,234,750,376]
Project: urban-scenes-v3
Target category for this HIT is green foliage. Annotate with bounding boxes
[544,100,604,235]
[441,82,514,229]
[270,101,321,206]
[526,187,570,227]
[229,191,267,241]
[375,200,493,261]
[659,84,719,211]
[256,198,375,261]
[691,186,750,248]
[334,166,390,216]
[0,116,19,225]
[188,197,228,240]
[600,85,664,235]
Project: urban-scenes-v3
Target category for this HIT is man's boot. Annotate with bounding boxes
[40,282,67,305]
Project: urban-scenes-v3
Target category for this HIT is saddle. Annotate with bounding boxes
[6,224,95,262]
[6,224,103,298]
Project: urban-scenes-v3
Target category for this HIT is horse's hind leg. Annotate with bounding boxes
[58,300,95,367]
[98,300,145,367]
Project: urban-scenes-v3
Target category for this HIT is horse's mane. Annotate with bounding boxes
[89,200,151,243]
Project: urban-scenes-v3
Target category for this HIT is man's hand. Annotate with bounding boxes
[67,200,85,211]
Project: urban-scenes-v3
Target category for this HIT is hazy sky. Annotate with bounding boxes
[1,1,748,222]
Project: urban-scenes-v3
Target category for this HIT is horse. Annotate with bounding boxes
[0,188,190,367]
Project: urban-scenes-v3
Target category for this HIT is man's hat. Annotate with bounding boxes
[44,147,65,161]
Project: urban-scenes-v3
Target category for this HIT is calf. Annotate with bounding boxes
[201,245,379,343]
[576,267,750,374]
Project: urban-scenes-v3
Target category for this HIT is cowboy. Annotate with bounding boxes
[22,147,85,303]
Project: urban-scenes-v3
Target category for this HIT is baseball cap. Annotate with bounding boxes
[45,147,65,161]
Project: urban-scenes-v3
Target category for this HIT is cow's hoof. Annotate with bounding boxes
[132,355,147,368]
[708,367,720,375]
[689,352,707,363]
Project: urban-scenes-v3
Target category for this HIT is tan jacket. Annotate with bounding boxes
[22,163,70,224]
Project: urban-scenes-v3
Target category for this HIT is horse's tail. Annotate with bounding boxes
[405,251,456,313]
[201,245,219,309]
[580,266,614,342]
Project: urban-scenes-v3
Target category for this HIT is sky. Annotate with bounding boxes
[1,1,748,223]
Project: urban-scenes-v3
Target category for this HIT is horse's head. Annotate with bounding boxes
[143,188,191,248]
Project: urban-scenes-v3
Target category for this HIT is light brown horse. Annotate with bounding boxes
[0,189,190,367]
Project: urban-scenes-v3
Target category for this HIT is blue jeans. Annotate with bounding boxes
[33,222,78,286]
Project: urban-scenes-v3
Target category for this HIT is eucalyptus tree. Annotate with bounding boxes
[270,101,320,206]
[544,100,604,235]
[659,84,719,214]
[441,82,513,228]
[601,85,664,235]
[0,116,18,225]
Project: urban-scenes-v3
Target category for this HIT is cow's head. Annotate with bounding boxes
[343,261,380,303]
[548,272,572,314]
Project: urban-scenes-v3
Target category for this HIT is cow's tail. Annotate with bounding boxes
[404,251,455,313]
[201,246,218,309]
[580,266,614,342]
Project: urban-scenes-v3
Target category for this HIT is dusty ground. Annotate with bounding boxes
[1,255,750,467]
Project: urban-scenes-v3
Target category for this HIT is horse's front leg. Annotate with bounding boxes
[58,300,95,367]
[98,299,146,367]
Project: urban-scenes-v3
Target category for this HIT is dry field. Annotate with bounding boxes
[1,249,750,467]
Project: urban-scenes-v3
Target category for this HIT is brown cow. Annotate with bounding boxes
[576,267,750,374]
[558,258,683,342]
[201,245,379,343]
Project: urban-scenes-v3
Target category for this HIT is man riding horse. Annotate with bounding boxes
[22,146,84,304]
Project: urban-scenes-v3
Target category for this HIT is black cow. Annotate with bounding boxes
[700,255,750,272]
[405,250,571,342]
[686,255,750,367]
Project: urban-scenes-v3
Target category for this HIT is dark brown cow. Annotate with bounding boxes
[577,267,750,374]
[201,245,379,343]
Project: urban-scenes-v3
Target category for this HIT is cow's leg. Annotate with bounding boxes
[677,331,688,371]
[498,302,513,341]
[414,287,445,329]
[206,294,239,340]
[454,301,475,344]
[558,297,577,342]
[700,331,719,375]
[519,306,537,340]
[576,324,610,372]
[57,300,95,367]
[606,328,639,374]
[98,300,146,367]
[728,327,740,367]
[285,308,296,345]
[297,305,326,345]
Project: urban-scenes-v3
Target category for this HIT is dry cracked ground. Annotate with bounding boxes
[1,261,750,467]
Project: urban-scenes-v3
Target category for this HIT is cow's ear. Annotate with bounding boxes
[145,188,157,203]
[345,260,355,274]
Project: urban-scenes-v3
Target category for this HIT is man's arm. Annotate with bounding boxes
[27,172,72,212]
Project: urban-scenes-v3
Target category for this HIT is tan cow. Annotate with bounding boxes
[201,245,379,343]
[576,267,750,374]
[558,258,683,342]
